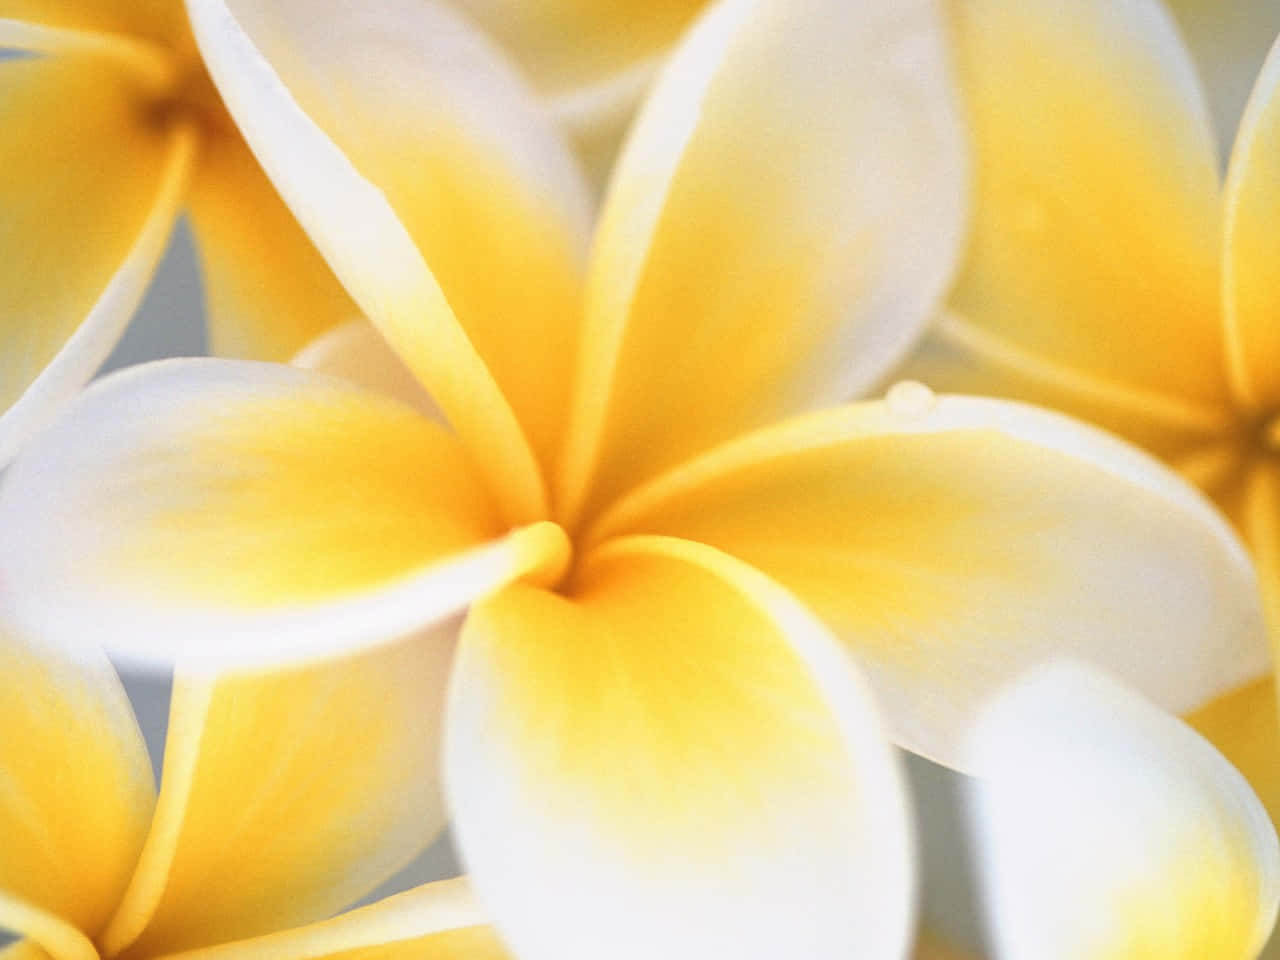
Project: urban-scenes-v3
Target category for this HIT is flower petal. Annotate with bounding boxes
[185,0,592,516]
[591,389,1267,768]
[1166,0,1280,152]
[0,55,192,465]
[0,623,152,943]
[1223,34,1280,411]
[291,321,438,420]
[558,0,966,522]
[448,535,914,960]
[1188,676,1280,837]
[100,632,456,957]
[143,879,505,960]
[0,359,569,667]
[0,2,186,47]
[966,662,1280,959]
[941,0,1230,415]
[188,133,359,362]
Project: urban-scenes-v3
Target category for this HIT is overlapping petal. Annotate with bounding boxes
[291,322,438,420]
[967,663,1280,959]
[448,536,913,960]
[933,0,1229,416]
[559,0,966,522]
[184,0,593,518]
[591,389,1267,766]
[0,622,152,942]
[187,134,358,362]
[0,56,191,464]
[1223,34,1280,410]
[149,879,504,960]
[1189,677,1280,833]
[0,360,568,666]
[100,632,456,957]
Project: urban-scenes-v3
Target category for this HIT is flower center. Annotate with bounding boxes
[140,56,235,142]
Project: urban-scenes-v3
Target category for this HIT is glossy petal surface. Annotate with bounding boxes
[103,632,456,957]
[561,0,966,520]
[0,624,152,942]
[593,392,1267,767]
[967,663,1280,959]
[449,536,913,960]
[0,359,567,666]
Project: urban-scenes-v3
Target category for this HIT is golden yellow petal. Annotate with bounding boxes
[592,394,1266,767]
[0,55,192,463]
[1188,676,1280,838]
[945,0,1230,414]
[448,536,913,960]
[558,0,966,523]
[0,1,186,47]
[188,133,359,362]
[1223,37,1280,411]
[101,634,457,957]
[0,626,152,946]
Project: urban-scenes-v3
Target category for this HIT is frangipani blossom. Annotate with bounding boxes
[0,619,516,960]
[0,0,1268,956]
[896,0,1280,821]
[966,662,1280,959]
[0,0,358,464]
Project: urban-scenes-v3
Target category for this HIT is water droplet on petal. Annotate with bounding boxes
[885,380,936,419]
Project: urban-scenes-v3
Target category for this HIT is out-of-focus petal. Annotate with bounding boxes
[967,662,1280,959]
[188,133,358,362]
[0,623,152,944]
[559,0,966,522]
[0,56,191,464]
[1188,676,1280,835]
[185,0,593,516]
[0,359,569,667]
[943,0,1230,415]
[448,535,913,960]
[291,321,438,420]
[1165,0,1280,153]
[100,630,456,957]
[144,879,506,960]
[591,389,1267,768]
[1223,34,1280,411]
[0,2,185,47]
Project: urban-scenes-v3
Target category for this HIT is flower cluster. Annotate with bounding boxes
[2,1,1280,958]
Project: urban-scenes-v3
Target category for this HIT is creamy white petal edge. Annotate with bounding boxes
[966,662,1280,960]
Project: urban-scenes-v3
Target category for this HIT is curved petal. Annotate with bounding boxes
[145,879,504,960]
[100,630,456,957]
[1188,676,1280,836]
[944,0,1230,414]
[185,0,594,516]
[1223,34,1280,410]
[0,358,570,668]
[1166,0,1280,152]
[291,322,439,421]
[558,0,966,522]
[590,387,1267,768]
[966,662,1280,959]
[0,621,152,943]
[0,56,192,465]
[448,535,914,960]
[188,133,359,362]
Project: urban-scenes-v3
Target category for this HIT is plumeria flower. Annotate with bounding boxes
[0,0,357,464]
[0,0,1269,956]
[0,619,520,960]
[897,0,1280,819]
[966,662,1280,959]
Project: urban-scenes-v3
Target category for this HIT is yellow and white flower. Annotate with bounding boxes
[0,0,359,464]
[966,662,1280,959]
[0,1,1268,956]
[899,0,1280,822]
[0,619,511,960]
